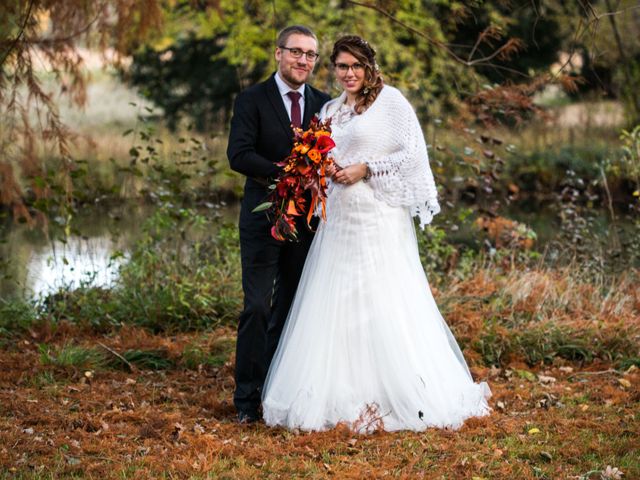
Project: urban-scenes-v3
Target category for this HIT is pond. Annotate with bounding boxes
[0,202,239,299]
[0,200,632,299]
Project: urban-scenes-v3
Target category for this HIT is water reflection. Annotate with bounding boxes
[26,236,128,297]
[0,200,630,299]
[0,202,241,299]
[0,205,144,299]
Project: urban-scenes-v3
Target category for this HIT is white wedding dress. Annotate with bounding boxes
[262,87,491,432]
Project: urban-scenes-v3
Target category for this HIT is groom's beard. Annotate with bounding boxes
[280,66,312,89]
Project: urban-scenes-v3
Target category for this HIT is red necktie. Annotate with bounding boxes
[287,91,302,129]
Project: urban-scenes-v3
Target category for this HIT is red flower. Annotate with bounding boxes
[297,164,312,175]
[302,131,314,145]
[315,135,336,154]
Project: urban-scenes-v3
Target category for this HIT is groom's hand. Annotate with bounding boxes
[333,163,367,185]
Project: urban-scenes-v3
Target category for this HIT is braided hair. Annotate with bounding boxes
[330,35,384,114]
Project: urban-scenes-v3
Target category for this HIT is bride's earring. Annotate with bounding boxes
[362,86,370,95]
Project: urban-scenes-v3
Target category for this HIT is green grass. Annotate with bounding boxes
[39,343,107,370]
[181,337,234,370]
[37,344,177,372]
[0,297,38,337]
[116,349,174,370]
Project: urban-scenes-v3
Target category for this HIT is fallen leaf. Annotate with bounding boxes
[193,423,205,435]
[528,427,540,435]
[602,465,624,479]
[538,375,556,384]
[618,378,631,388]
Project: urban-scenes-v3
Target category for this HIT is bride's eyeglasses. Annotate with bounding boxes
[335,62,365,74]
[279,46,320,62]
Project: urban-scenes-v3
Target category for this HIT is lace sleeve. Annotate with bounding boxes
[364,90,440,228]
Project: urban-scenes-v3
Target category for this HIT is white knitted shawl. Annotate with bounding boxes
[320,85,440,228]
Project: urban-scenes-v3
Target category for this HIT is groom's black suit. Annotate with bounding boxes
[227,73,330,415]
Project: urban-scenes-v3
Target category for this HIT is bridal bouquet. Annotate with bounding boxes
[253,116,336,241]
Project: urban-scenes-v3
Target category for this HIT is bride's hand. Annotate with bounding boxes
[326,163,339,178]
[333,163,367,185]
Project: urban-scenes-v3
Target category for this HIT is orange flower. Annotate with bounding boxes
[315,130,331,138]
[287,199,300,216]
[307,148,321,163]
[295,144,311,154]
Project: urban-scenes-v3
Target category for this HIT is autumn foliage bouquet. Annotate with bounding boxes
[254,116,336,241]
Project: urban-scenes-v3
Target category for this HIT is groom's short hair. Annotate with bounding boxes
[276,25,317,47]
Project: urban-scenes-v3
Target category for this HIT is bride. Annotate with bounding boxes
[261,35,491,432]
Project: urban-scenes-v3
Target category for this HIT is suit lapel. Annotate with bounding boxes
[303,84,316,128]
[266,75,294,138]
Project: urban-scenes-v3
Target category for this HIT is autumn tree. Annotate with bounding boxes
[0,0,163,224]
[2,0,638,222]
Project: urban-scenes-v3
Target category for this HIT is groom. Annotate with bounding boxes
[227,25,330,423]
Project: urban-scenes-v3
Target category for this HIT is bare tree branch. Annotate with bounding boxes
[347,0,520,69]
[0,0,35,68]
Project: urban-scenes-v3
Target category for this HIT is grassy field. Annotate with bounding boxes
[0,329,637,479]
[0,262,638,479]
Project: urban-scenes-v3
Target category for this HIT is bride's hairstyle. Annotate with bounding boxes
[330,35,384,114]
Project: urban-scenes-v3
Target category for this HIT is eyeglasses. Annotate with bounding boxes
[279,46,320,61]
[335,62,365,74]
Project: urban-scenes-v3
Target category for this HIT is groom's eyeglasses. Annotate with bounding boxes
[279,46,320,62]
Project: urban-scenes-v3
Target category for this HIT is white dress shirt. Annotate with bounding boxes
[275,71,306,121]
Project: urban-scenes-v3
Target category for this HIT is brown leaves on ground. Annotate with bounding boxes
[0,325,638,479]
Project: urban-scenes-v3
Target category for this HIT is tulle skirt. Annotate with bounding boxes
[262,181,491,432]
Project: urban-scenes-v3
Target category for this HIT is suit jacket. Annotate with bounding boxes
[227,74,331,199]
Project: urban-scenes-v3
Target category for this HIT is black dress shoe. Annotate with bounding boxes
[237,410,260,424]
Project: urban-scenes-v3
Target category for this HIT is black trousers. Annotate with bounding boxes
[233,184,314,414]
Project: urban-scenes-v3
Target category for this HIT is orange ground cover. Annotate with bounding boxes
[1,325,637,479]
